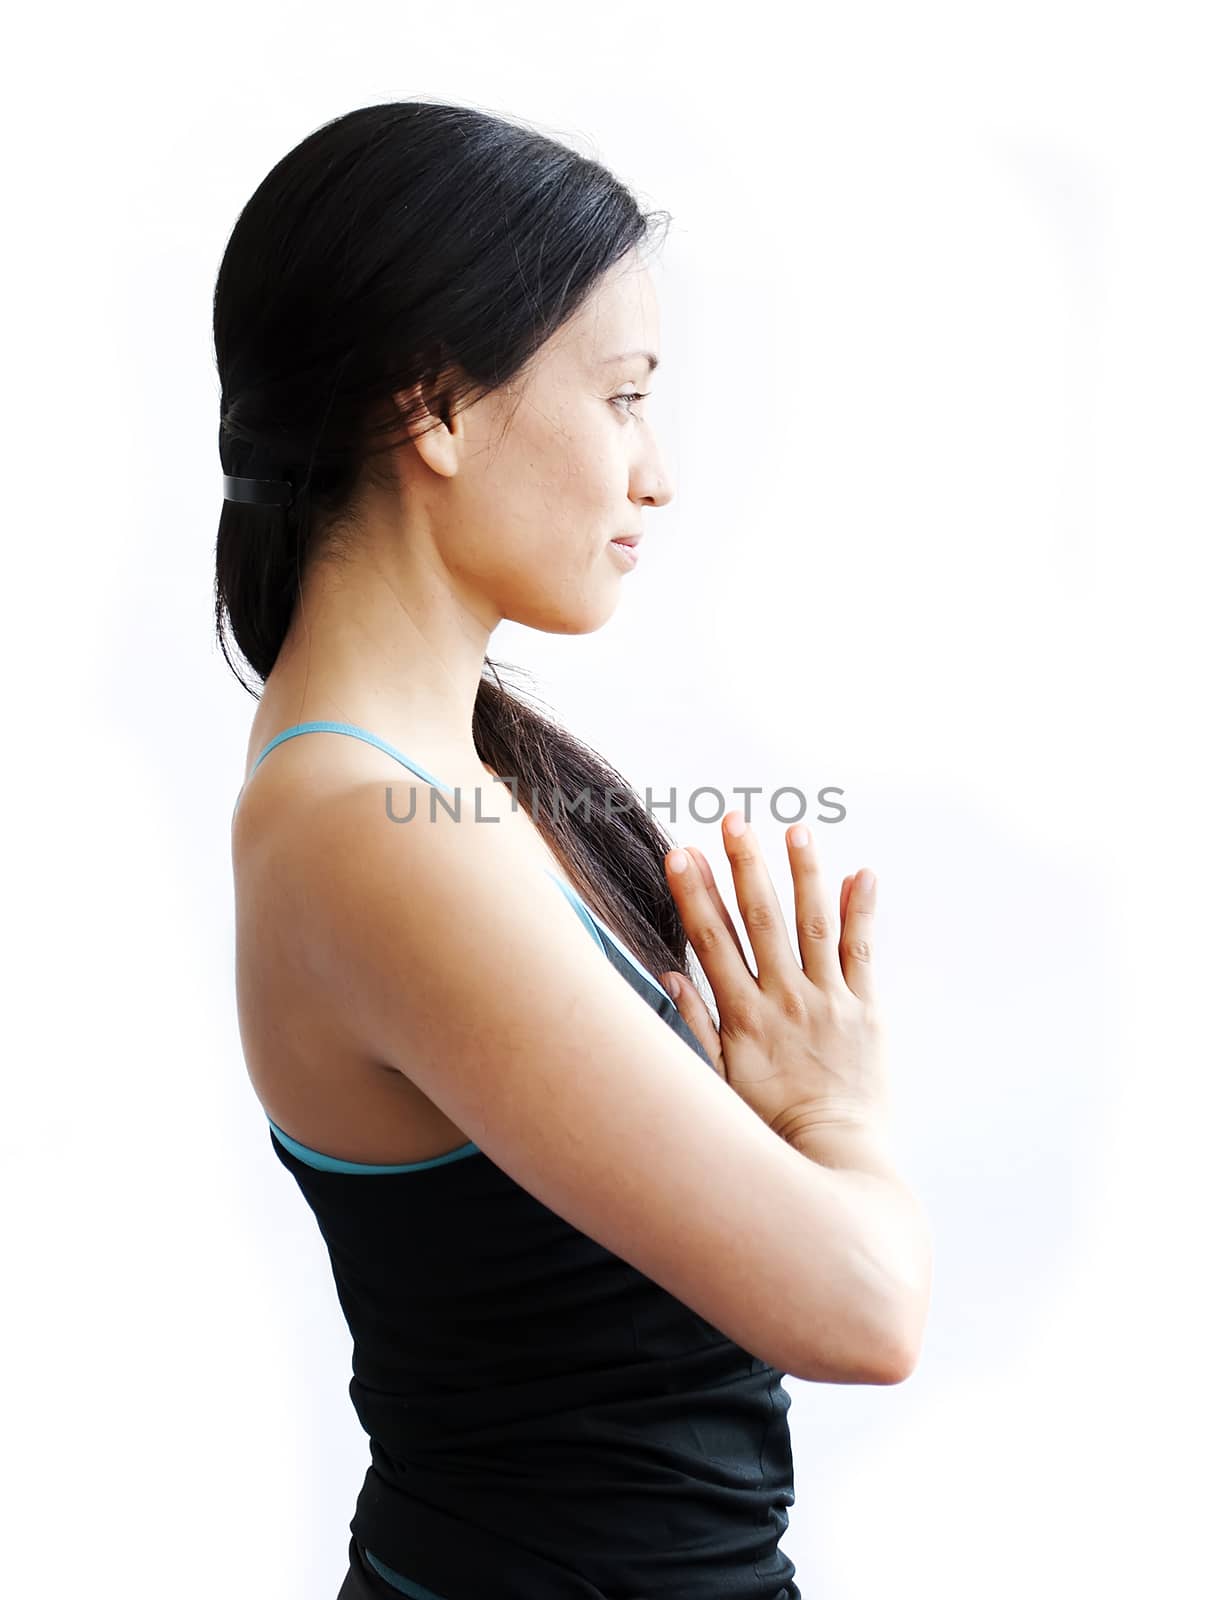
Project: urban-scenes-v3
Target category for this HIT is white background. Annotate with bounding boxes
[3,2,1221,1595]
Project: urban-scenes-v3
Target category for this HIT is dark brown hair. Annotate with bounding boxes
[214,100,691,985]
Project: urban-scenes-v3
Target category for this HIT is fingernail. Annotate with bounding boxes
[859,870,875,896]
[791,825,809,848]
[661,974,679,999]
[669,850,689,874]
[725,811,746,837]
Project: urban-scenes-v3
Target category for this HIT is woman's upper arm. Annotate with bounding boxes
[290,782,896,1384]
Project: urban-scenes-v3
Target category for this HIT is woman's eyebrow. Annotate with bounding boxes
[599,349,659,373]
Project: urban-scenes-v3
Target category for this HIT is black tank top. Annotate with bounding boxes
[244,723,800,1598]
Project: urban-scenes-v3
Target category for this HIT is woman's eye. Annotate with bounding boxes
[611,391,651,414]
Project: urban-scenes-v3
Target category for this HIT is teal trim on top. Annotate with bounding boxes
[362,1547,452,1598]
[268,1116,480,1173]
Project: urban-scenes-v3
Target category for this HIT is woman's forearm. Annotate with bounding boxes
[789,1125,934,1381]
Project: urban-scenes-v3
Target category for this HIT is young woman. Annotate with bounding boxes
[219,100,931,1600]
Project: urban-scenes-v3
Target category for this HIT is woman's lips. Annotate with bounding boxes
[609,538,640,568]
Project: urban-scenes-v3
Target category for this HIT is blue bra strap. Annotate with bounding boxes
[237,720,673,1000]
[545,873,671,1002]
[249,721,455,793]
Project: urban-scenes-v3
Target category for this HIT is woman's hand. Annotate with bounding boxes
[658,814,892,1149]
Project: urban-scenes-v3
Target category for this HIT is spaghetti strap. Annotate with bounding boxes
[232,720,453,824]
[233,720,671,1002]
[249,720,454,792]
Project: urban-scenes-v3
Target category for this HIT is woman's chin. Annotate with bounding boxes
[508,591,620,636]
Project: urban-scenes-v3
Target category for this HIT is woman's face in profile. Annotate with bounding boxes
[404,251,675,636]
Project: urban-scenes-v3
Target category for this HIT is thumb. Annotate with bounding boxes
[659,971,725,1080]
